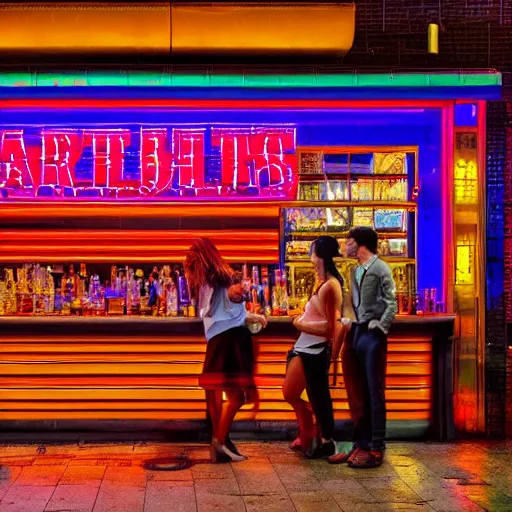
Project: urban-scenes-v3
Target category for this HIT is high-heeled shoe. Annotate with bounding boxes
[210,438,246,463]
[304,438,336,459]
[225,437,248,459]
[210,441,231,464]
[289,436,302,451]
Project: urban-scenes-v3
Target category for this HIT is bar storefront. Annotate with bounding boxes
[0,71,500,440]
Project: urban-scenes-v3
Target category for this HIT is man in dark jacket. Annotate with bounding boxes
[329,226,397,468]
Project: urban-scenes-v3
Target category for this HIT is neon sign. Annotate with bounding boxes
[0,126,296,200]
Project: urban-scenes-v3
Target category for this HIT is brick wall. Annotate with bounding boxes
[345,0,512,69]
[504,99,512,438]
[487,101,508,437]
[346,0,512,438]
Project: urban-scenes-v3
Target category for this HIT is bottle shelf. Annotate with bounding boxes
[286,258,416,265]
[288,201,417,210]
[288,231,408,239]
[298,172,408,180]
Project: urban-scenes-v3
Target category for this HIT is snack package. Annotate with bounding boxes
[353,208,374,228]
[351,179,373,201]
[373,152,406,175]
[326,180,349,200]
[326,208,350,230]
[374,209,406,230]
[374,178,408,201]
[286,240,312,259]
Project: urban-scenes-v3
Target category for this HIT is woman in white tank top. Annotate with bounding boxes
[185,238,267,463]
[282,236,345,459]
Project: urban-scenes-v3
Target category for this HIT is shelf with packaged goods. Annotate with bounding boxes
[298,172,408,181]
[297,147,417,206]
[297,146,418,182]
[284,206,413,242]
[286,257,416,266]
[288,200,417,210]
[288,231,408,239]
[285,258,416,313]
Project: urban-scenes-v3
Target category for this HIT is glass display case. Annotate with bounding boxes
[285,148,418,315]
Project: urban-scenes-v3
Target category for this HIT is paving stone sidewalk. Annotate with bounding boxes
[1,440,512,511]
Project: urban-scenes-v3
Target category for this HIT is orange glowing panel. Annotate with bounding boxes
[0,328,434,425]
[0,202,281,219]
[170,3,355,55]
[0,3,171,53]
[0,228,280,264]
[0,411,431,422]
[0,230,279,241]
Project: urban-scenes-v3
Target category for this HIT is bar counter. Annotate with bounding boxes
[0,315,455,441]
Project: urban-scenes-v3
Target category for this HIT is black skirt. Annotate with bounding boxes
[198,325,256,391]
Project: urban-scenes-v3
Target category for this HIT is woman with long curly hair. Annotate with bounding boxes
[185,238,267,463]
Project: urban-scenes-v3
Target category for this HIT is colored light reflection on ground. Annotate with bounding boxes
[0,441,511,511]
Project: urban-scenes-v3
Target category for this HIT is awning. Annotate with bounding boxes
[0,71,502,101]
[0,2,355,56]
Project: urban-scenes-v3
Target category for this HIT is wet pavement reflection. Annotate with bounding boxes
[0,440,511,511]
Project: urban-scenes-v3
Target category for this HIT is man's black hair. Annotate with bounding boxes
[347,226,378,254]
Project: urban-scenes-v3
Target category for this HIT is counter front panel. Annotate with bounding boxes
[0,316,454,440]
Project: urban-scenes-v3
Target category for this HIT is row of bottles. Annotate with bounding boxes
[240,264,289,316]
[0,265,55,316]
[100,264,195,317]
[0,261,425,318]
[0,263,195,317]
[0,262,292,317]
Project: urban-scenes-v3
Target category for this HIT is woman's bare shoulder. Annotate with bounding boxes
[319,278,343,298]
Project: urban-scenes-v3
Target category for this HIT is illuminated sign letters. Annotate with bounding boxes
[0,126,297,200]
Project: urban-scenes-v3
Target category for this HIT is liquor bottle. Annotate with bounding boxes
[188,298,197,318]
[380,238,390,256]
[54,287,63,314]
[57,268,69,314]
[242,263,252,307]
[294,274,307,312]
[4,269,16,315]
[87,274,99,315]
[44,268,55,315]
[76,264,87,311]
[68,265,83,315]
[395,267,409,315]
[0,276,6,316]
[156,266,168,316]
[32,264,45,315]
[147,271,160,316]
[178,271,190,317]
[17,265,33,315]
[0,280,5,316]
[166,274,179,317]
[110,266,117,291]
[272,269,282,316]
[279,270,290,316]
[261,266,272,317]
[127,268,141,316]
[251,265,262,314]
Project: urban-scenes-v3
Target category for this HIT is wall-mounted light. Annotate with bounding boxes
[428,23,439,54]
